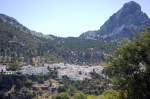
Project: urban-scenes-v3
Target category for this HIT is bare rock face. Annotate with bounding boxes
[79,31,98,40]
[80,1,150,41]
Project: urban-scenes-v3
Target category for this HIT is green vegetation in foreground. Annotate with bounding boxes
[104,27,150,99]
[52,90,121,99]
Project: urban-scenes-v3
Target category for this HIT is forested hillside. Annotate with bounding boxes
[0,14,110,65]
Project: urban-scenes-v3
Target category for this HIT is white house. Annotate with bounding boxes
[0,65,7,73]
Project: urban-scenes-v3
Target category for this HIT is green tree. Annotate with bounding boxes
[107,27,150,99]
[8,63,21,71]
[52,92,70,99]
[100,89,121,99]
[73,92,86,99]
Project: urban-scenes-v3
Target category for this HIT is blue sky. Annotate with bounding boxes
[0,0,150,37]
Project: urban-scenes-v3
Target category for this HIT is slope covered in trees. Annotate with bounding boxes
[0,13,115,65]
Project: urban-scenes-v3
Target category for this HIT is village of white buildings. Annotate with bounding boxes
[0,63,104,81]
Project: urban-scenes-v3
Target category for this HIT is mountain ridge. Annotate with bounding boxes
[0,13,106,65]
[0,13,56,40]
[0,1,150,65]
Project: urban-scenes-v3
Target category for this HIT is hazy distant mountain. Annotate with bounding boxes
[80,1,150,41]
[0,14,55,39]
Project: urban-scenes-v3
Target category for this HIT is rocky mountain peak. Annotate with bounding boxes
[80,1,150,41]
[122,1,141,12]
[116,1,148,21]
